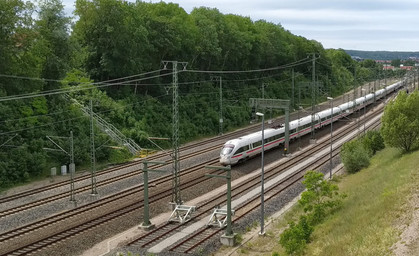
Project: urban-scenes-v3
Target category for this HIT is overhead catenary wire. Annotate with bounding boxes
[0,68,164,85]
[0,57,313,103]
[0,92,171,133]
[0,116,87,136]
[0,69,168,102]
[0,58,314,136]
[0,109,73,124]
[4,69,310,128]
[185,57,311,74]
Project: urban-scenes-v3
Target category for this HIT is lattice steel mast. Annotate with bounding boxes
[163,60,188,205]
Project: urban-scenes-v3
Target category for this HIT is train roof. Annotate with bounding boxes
[224,127,282,146]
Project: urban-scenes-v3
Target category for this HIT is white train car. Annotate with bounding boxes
[220,80,404,165]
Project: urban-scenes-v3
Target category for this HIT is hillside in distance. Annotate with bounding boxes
[345,49,419,60]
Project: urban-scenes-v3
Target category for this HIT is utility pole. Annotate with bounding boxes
[219,77,223,135]
[205,165,235,245]
[353,67,357,122]
[212,76,223,135]
[69,131,75,202]
[292,68,295,109]
[310,53,316,142]
[163,60,187,206]
[90,99,97,195]
[45,132,76,202]
[141,160,167,230]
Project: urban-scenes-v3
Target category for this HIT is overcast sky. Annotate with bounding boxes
[59,0,419,52]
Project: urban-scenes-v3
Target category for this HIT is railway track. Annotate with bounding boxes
[0,86,397,256]
[0,157,220,247]
[0,132,231,205]
[0,142,226,219]
[0,81,383,208]
[124,105,384,254]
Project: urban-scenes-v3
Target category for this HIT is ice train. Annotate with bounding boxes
[220,80,404,165]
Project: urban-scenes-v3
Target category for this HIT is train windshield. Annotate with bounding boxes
[221,144,234,155]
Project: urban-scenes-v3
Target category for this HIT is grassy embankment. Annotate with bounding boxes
[227,147,418,255]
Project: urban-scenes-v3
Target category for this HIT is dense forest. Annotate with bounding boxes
[0,0,403,189]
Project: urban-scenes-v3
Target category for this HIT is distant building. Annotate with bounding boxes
[400,65,414,70]
[383,65,395,70]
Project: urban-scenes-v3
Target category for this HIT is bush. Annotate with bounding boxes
[361,130,385,156]
[279,216,313,255]
[108,148,132,164]
[341,139,370,173]
[299,171,344,225]
[279,171,345,254]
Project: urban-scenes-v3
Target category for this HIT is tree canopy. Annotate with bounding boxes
[381,91,419,152]
[0,0,398,189]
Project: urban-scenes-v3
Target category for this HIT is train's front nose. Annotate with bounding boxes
[220,155,231,165]
[220,144,234,165]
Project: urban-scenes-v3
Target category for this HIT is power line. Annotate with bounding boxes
[0,69,164,85]
[0,67,311,131]
[0,109,72,124]
[0,116,86,136]
[0,69,169,102]
[185,58,311,74]
[0,58,313,102]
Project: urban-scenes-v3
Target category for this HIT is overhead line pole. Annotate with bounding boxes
[172,61,181,205]
[90,99,97,195]
[292,68,295,109]
[69,131,75,202]
[163,60,188,206]
[310,53,317,142]
[212,76,223,135]
[219,77,223,135]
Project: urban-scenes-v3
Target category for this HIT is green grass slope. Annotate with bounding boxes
[218,147,418,256]
[305,147,418,255]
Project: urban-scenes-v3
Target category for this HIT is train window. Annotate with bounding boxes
[236,145,250,154]
[253,141,262,147]
[221,145,234,155]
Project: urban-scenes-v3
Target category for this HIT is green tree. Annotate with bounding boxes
[190,7,223,70]
[341,139,370,173]
[391,59,401,68]
[36,0,72,90]
[325,49,356,95]
[381,91,419,152]
[299,171,344,224]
